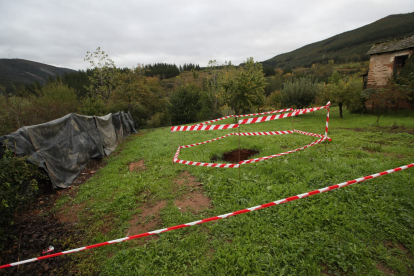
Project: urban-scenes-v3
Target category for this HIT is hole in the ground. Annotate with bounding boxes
[211,149,259,163]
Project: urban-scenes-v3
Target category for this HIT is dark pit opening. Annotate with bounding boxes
[211,149,259,163]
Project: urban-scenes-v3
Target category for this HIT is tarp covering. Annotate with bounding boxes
[0,112,137,189]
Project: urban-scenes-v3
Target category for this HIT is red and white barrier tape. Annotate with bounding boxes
[175,131,329,167]
[325,106,330,137]
[197,115,234,125]
[234,108,293,117]
[174,146,180,160]
[1,162,412,270]
[180,134,234,148]
[235,131,293,136]
[174,159,240,168]
[238,102,330,125]
[239,137,328,165]
[171,124,239,132]
[293,129,328,139]
[196,109,295,125]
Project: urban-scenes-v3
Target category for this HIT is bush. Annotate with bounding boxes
[0,143,48,249]
[169,83,201,125]
[281,77,319,109]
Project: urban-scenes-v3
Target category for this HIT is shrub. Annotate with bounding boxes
[281,77,319,109]
[0,143,48,249]
[169,83,201,125]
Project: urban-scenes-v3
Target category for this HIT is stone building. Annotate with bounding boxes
[366,35,414,88]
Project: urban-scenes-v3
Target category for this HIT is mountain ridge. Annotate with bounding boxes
[262,12,414,69]
[0,58,76,93]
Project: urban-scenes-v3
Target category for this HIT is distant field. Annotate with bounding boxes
[55,108,414,275]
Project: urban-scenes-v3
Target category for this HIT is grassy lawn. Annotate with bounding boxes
[58,108,414,275]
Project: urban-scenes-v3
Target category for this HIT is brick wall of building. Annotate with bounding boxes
[367,49,413,88]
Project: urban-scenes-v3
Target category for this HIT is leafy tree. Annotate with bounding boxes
[169,83,201,125]
[265,90,282,109]
[84,47,118,100]
[281,76,319,109]
[110,67,167,128]
[317,71,364,118]
[191,68,199,80]
[221,57,267,115]
[263,66,276,77]
[144,63,180,79]
[204,60,221,113]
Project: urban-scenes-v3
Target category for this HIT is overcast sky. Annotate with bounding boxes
[0,0,413,70]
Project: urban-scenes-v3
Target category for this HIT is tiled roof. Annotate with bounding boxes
[367,35,414,55]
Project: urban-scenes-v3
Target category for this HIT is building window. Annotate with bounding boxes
[394,55,409,70]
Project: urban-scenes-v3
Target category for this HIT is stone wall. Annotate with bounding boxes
[367,49,413,88]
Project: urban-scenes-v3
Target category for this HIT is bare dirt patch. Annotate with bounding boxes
[211,149,259,163]
[127,201,167,237]
[174,171,212,213]
[376,262,396,275]
[129,159,146,172]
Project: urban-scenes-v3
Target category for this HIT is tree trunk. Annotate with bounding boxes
[339,102,343,119]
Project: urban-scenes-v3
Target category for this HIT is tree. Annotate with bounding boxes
[317,71,364,118]
[110,66,167,128]
[84,47,118,100]
[169,83,201,125]
[281,77,319,109]
[205,60,221,113]
[221,57,267,115]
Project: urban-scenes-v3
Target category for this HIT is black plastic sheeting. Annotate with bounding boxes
[0,111,137,189]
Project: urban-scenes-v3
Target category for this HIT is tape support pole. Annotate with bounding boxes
[0,162,413,270]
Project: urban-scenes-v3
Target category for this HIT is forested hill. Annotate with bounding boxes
[0,59,75,93]
[262,12,414,69]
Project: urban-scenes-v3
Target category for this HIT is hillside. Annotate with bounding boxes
[262,12,414,69]
[0,59,75,93]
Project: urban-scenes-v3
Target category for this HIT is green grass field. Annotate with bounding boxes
[58,108,414,275]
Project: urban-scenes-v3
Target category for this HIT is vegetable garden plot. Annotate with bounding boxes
[171,102,331,168]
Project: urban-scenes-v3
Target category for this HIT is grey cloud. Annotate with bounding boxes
[1,0,413,70]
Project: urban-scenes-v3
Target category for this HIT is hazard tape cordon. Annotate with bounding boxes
[234,108,293,117]
[195,109,295,125]
[170,124,239,132]
[171,104,329,132]
[238,136,328,165]
[174,129,330,168]
[1,162,412,270]
[238,102,330,124]
[235,130,293,136]
[197,115,234,125]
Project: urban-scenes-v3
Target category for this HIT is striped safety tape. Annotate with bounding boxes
[238,102,331,125]
[235,131,293,136]
[1,162,412,270]
[174,159,239,168]
[180,133,234,148]
[293,129,330,140]
[175,135,327,168]
[325,106,330,137]
[234,108,293,117]
[171,124,239,132]
[197,115,235,125]
[239,137,327,165]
